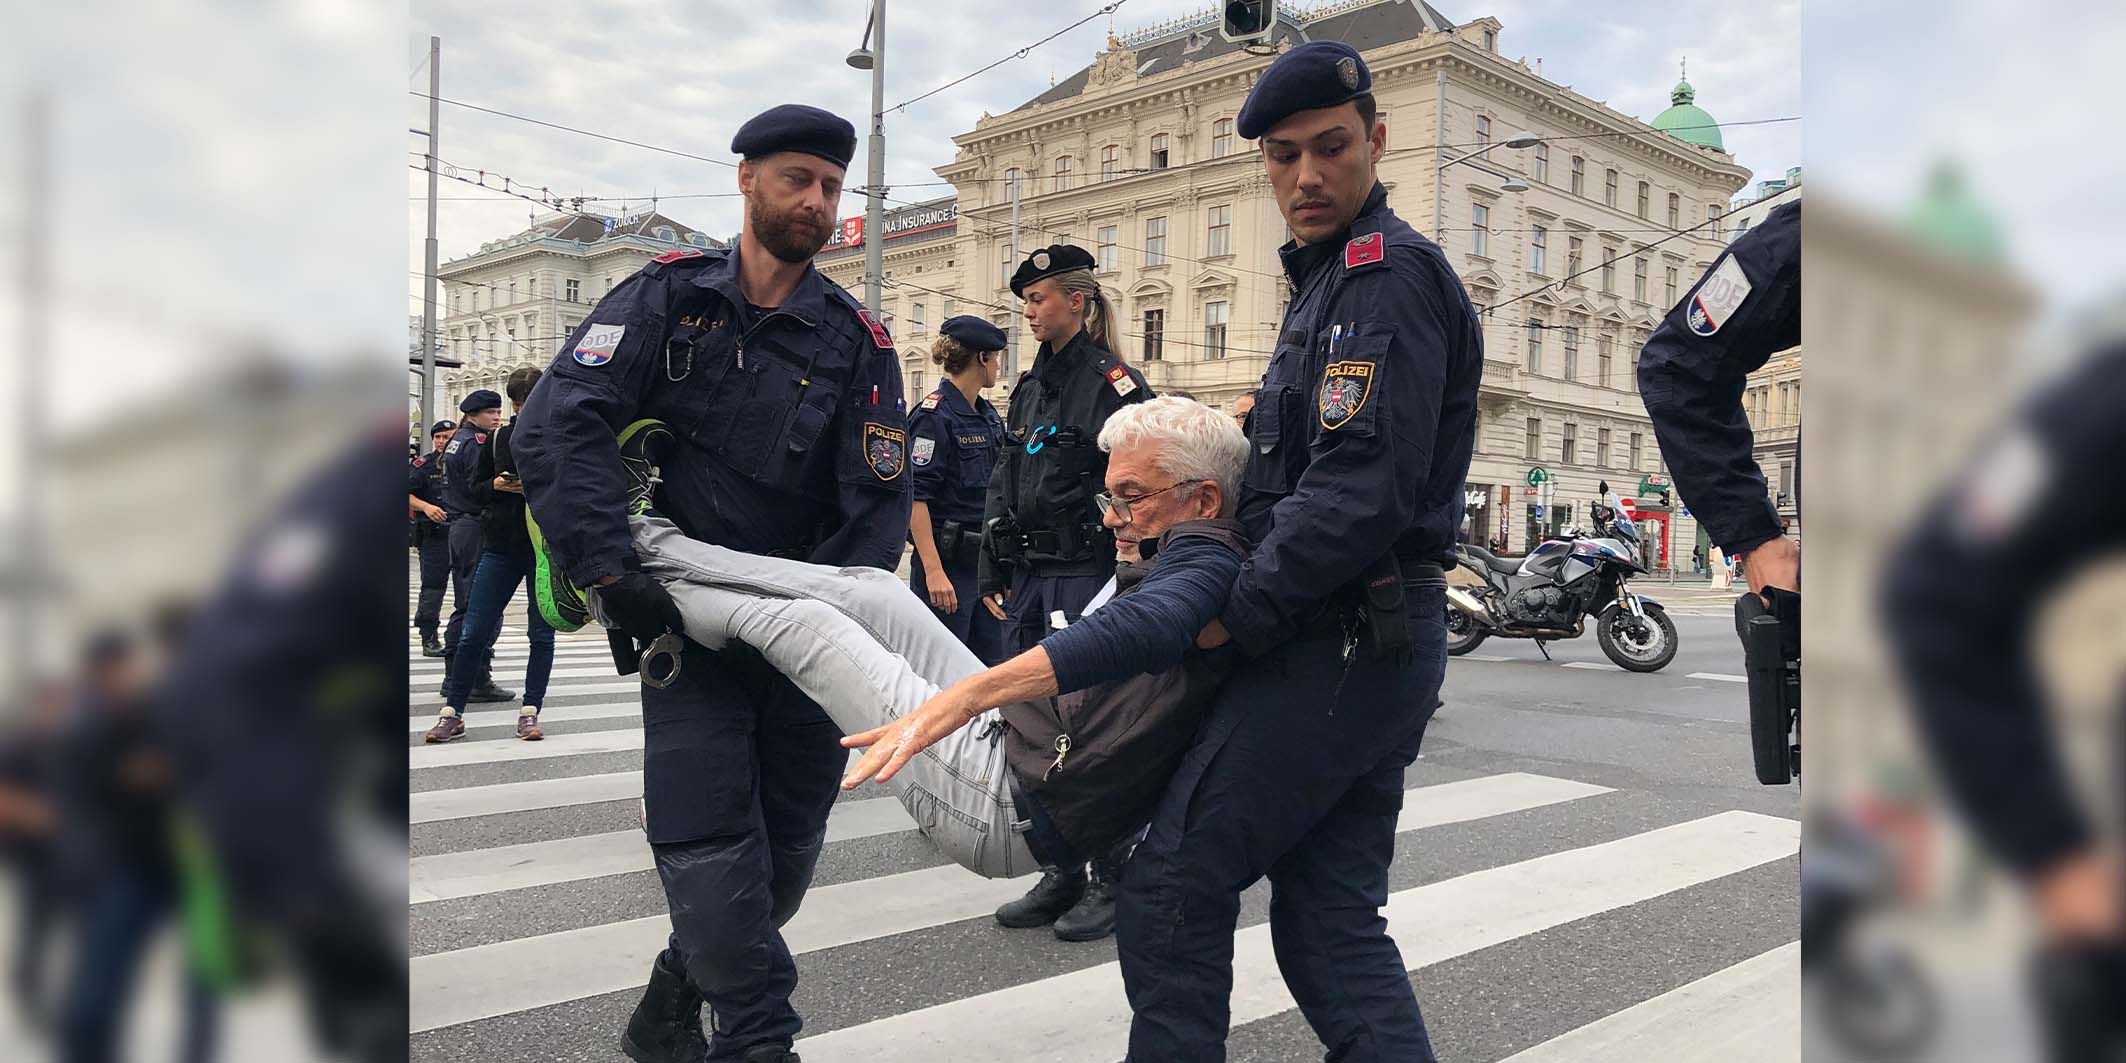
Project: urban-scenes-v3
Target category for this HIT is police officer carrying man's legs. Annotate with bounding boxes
[409,419,456,657]
[512,105,910,1063]
[438,393,516,704]
[977,244,1152,942]
[1114,44,1483,1061]
[907,316,1009,665]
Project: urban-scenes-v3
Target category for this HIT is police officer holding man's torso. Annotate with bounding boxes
[512,105,908,1063]
[1112,43,1483,1061]
[907,315,1009,664]
[438,394,514,704]
[408,418,456,657]
[976,243,1151,941]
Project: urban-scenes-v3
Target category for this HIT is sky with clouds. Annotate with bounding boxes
[406,0,1802,281]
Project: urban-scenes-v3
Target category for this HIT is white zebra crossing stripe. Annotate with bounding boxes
[408,772,1613,906]
[412,666,624,687]
[405,681,646,705]
[412,771,643,823]
[793,811,1798,1060]
[412,729,644,769]
[1687,672,1749,684]
[1460,653,1514,661]
[410,797,915,904]
[1562,661,1621,671]
[409,646,615,671]
[1497,941,1799,1062]
[407,702,640,734]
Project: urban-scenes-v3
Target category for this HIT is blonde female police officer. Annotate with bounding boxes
[907,315,1010,664]
[513,104,909,1063]
[977,244,1152,941]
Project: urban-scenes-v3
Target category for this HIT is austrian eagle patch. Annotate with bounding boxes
[864,423,906,480]
[1318,361,1375,430]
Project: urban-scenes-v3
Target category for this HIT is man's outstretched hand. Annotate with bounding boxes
[841,693,977,789]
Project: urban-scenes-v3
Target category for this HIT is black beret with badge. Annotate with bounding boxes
[939,315,1008,352]
[730,104,858,170]
[429,419,457,436]
[1008,243,1098,297]
[1236,41,1373,140]
[458,389,502,414]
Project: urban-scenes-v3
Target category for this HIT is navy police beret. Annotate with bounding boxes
[429,419,457,436]
[730,104,857,170]
[1009,243,1098,297]
[1237,42,1372,141]
[458,389,502,414]
[939,315,1007,352]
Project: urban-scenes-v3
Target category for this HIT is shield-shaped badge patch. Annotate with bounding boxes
[864,423,906,480]
[1318,360,1375,430]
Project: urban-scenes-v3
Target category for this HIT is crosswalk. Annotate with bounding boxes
[407,565,1799,1062]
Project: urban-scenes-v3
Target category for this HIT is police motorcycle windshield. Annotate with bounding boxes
[1610,510,1639,543]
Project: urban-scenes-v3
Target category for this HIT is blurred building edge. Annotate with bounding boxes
[40,352,393,673]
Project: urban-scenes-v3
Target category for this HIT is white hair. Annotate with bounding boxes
[1097,395,1251,516]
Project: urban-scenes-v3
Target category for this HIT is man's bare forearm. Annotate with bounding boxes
[947,645,1060,718]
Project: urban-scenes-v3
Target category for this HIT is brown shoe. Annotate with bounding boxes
[515,708,543,741]
[423,713,465,743]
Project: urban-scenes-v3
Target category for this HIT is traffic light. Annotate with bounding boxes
[1220,0,1277,44]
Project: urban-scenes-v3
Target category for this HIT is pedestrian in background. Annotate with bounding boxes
[409,418,457,657]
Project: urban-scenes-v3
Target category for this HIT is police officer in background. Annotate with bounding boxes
[978,243,1151,943]
[1118,43,1483,1060]
[408,418,456,657]
[439,394,515,704]
[512,104,909,1063]
[907,315,1009,664]
[1637,199,1801,603]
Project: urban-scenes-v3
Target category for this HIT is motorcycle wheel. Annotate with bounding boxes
[1445,603,1487,656]
[1596,602,1678,672]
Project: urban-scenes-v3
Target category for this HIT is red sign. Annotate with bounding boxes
[840,216,865,247]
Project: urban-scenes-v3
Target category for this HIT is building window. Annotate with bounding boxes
[1471,204,1490,257]
[1667,192,1681,229]
[1055,156,1074,192]
[1101,144,1120,181]
[1707,203,1722,223]
[1475,115,1491,146]
[1633,257,1648,302]
[911,370,925,397]
[1570,156,1585,196]
[1562,326,1580,380]
[1636,181,1650,219]
[1604,168,1618,208]
[1149,133,1170,169]
[1097,225,1118,272]
[1212,118,1234,158]
[1598,333,1613,386]
[1562,423,1578,464]
[1143,308,1165,361]
[944,297,957,318]
[1532,142,1549,184]
[1597,427,1612,468]
[1665,266,1679,306]
[1600,250,1616,293]
[1530,225,1548,274]
[1566,236,1584,285]
[1204,300,1229,359]
[911,301,926,333]
[1524,319,1543,372]
[1206,204,1232,257]
[1483,28,1497,51]
[1525,417,1542,459]
[1001,245,1014,288]
[1144,216,1168,266]
[1630,432,1643,471]
[565,278,580,302]
[1377,110,1389,136]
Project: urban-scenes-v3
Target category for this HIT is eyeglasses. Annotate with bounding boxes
[1093,480,1204,524]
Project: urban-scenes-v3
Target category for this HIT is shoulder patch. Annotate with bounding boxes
[412,456,425,467]
[1345,231,1386,270]
[474,431,488,445]
[653,248,703,264]
[911,436,936,467]
[445,438,463,455]
[855,308,894,350]
[918,393,940,410]
[1687,255,1752,336]
[863,422,906,480]
[1106,364,1139,398]
[573,322,626,366]
[1318,360,1375,430]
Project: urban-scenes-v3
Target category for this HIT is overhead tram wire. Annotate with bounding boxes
[888,1,1130,114]
[409,91,739,168]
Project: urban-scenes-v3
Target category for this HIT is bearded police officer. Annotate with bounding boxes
[1114,43,1482,1061]
[978,243,1151,942]
[408,418,456,657]
[438,394,514,703]
[512,104,910,1063]
[907,315,1010,664]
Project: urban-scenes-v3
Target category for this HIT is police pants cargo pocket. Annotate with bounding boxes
[641,691,754,845]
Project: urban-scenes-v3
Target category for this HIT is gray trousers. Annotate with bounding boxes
[626,516,1039,879]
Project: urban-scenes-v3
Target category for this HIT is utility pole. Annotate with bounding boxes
[419,36,442,441]
[15,91,48,695]
[1006,170,1021,383]
[861,0,886,314]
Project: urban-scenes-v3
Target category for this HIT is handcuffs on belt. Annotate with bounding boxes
[608,628,687,689]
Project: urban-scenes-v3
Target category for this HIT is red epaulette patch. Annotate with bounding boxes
[856,308,894,349]
[412,457,425,467]
[1345,232,1385,269]
[474,432,488,444]
[918,393,940,410]
[653,249,704,264]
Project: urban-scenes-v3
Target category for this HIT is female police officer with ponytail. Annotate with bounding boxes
[977,244,1152,941]
[907,316,1009,664]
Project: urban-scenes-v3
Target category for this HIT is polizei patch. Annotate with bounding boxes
[864,423,906,480]
[1686,256,1752,336]
[1318,360,1375,430]
[573,322,626,366]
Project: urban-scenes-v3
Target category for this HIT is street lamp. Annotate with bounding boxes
[848,2,887,315]
[1435,129,1537,235]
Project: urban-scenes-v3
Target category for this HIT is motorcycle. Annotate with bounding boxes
[1444,505,1679,672]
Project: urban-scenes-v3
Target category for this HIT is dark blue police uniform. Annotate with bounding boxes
[512,242,910,1056]
[1113,42,1483,1063]
[908,379,1008,662]
[437,412,497,694]
[408,421,456,647]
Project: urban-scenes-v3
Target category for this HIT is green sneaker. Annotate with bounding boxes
[616,418,675,516]
[525,419,674,634]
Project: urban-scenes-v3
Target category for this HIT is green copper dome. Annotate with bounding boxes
[1652,73,1725,152]
[1902,159,2007,264]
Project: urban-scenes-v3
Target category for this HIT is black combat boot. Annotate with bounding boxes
[620,948,708,1063]
[740,1044,802,1063]
[1053,852,1122,942]
[993,865,1088,929]
[466,680,516,703]
[420,631,445,657]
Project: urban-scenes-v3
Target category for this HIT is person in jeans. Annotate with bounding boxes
[425,366,555,742]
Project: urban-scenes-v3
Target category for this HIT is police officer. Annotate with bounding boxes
[977,243,1151,942]
[512,104,909,1063]
[439,394,515,704]
[1114,43,1482,1060]
[1636,199,1801,603]
[408,418,456,657]
[907,315,1009,664]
